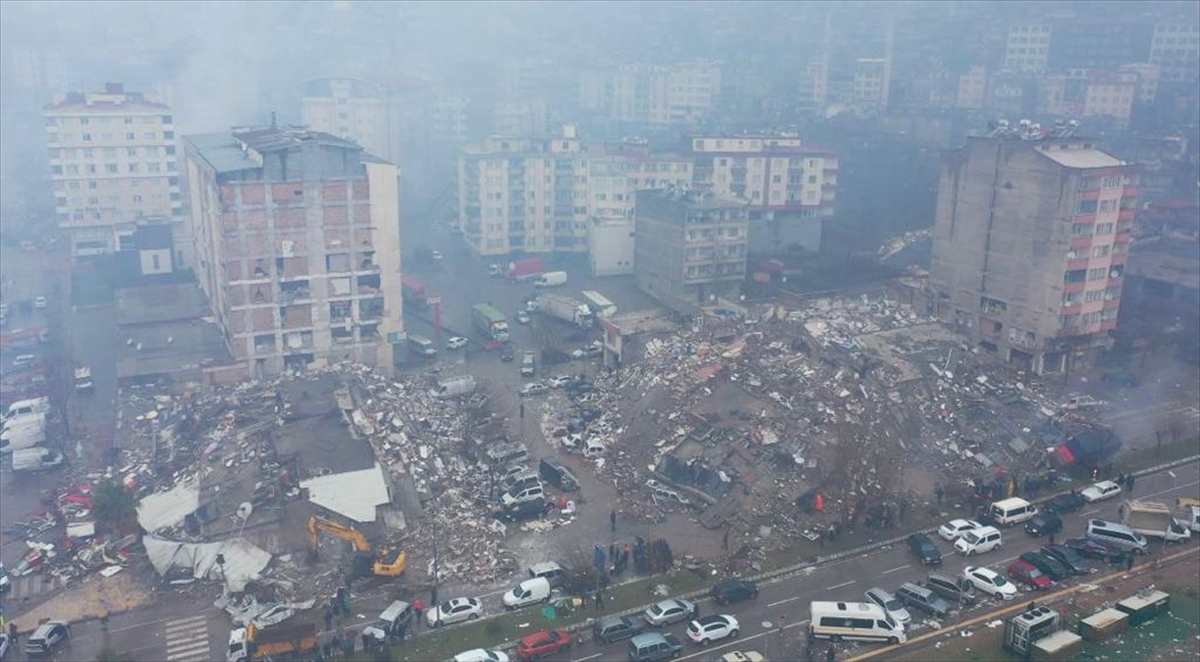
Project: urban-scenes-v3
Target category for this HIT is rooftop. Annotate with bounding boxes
[45,84,170,114]
[1036,147,1125,169]
[642,187,746,210]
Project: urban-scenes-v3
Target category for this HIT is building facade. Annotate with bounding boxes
[579,61,722,126]
[690,135,837,255]
[300,77,399,164]
[930,133,1138,375]
[45,83,185,262]
[634,188,748,307]
[183,127,403,378]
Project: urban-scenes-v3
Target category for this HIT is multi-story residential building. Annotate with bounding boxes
[183,126,403,377]
[1046,18,1154,72]
[493,100,548,137]
[796,61,829,111]
[8,47,68,92]
[1082,72,1138,128]
[1003,24,1052,73]
[930,132,1138,375]
[44,83,185,262]
[300,77,400,164]
[956,66,989,110]
[690,135,837,255]
[578,61,721,126]
[1149,22,1200,83]
[634,188,748,308]
[852,58,888,110]
[426,92,470,146]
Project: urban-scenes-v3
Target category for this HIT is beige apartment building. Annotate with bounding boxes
[183,126,403,378]
[44,83,184,262]
[930,133,1138,375]
[300,76,399,164]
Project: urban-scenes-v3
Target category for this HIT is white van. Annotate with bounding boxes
[502,576,551,610]
[954,526,1002,556]
[363,600,413,641]
[809,601,906,645]
[3,397,50,422]
[1087,519,1148,554]
[990,497,1038,526]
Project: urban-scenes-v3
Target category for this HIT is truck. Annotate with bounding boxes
[429,375,477,399]
[227,621,317,662]
[11,447,64,472]
[471,303,510,342]
[506,257,545,282]
[1121,499,1192,542]
[531,294,594,328]
[401,275,429,309]
[74,366,94,392]
[1,412,47,453]
[581,290,617,318]
[533,271,568,288]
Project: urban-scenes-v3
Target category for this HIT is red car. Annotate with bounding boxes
[516,629,573,661]
[1007,560,1053,590]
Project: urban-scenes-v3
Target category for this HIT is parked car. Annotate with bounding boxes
[894,582,953,619]
[1044,491,1086,514]
[1065,537,1124,563]
[1019,551,1071,582]
[519,382,547,397]
[501,345,515,362]
[710,579,758,606]
[643,598,699,627]
[521,351,536,377]
[864,587,912,625]
[1024,513,1063,537]
[572,341,603,359]
[907,533,943,565]
[592,615,645,644]
[426,597,483,627]
[1006,560,1053,590]
[547,375,572,388]
[453,650,508,662]
[686,615,739,646]
[628,633,683,662]
[1041,544,1092,576]
[23,620,69,656]
[516,311,531,324]
[446,336,468,350]
[963,566,1017,600]
[33,296,47,309]
[1080,480,1122,503]
[937,519,983,542]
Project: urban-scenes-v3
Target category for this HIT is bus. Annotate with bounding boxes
[809,601,905,645]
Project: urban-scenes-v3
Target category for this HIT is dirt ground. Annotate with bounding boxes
[893,550,1200,661]
[9,568,156,632]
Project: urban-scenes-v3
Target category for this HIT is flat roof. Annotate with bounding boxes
[184,133,261,174]
[1037,148,1124,169]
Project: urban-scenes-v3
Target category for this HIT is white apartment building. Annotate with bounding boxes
[1004,24,1052,73]
[579,61,722,126]
[852,58,888,110]
[691,135,837,254]
[1150,22,1200,83]
[300,77,399,164]
[45,83,185,262]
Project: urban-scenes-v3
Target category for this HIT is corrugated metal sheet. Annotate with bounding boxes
[300,464,390,523]
[137,480,201,533]
[144,536,271,592]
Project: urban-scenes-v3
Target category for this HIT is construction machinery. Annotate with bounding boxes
[306,516,406,578]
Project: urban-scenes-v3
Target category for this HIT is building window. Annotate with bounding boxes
[1095,222,1114,234]
[1071,223,1092,236]
[1076,200,1097,214]
[1102,176,1120,189]
[1087,267,1107,281]
[82,133,92,141]
[1092,244,1110,258]
[1098,199,1118,213]
[105,164,118,173]
[1065,269,1087,283]
[125,132,135,140]
[1085,289,1104,302]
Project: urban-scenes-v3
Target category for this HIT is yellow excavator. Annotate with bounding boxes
[306,516,406,578]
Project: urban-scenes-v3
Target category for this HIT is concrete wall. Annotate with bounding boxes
[588,217,635,276]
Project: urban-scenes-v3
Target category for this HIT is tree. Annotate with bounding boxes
[92,479,139,532]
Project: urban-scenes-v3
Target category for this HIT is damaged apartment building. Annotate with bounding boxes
[183,126,404,377]
[929,127,1139,375]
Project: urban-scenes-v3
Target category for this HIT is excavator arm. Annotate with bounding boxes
[307,516,372,553]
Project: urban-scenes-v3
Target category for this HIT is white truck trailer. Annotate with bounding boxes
[531,294,594,328]
[1121,499,1192,543]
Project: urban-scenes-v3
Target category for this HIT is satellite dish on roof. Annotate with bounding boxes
[237,502,253,520]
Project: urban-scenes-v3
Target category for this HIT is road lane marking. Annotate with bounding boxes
[882,565,909,574]
[678,620,809,660]
[1144,478,1200,500]
[1080,509,1100,517]
[827,580,857,590]
[768,595,803,607]
[573,655,603,661]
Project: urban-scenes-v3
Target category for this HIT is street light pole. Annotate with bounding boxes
[431,539,441,628]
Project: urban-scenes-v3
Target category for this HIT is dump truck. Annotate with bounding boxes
[534,271,568,288]
[227,621,318,661]
[471,303,510,342]
[506,257,545,282]
[531,294,594,328]
[1121,500,1191,542]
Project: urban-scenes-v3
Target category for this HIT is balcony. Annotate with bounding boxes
[1069,235,1094,249]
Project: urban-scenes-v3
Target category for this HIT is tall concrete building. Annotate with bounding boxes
[634,188,748,308]
[44,83,185,261]
[930,131,1138,375]
[183,126,403,378]
[690,135,837,255]
[300,77,400,165]
[579,61,721,126]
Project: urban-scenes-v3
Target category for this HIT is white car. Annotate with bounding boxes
[571,341,603,359]
[426,597,483,627]
[453,649,509,662]
[431,250,444,260]
[687,614,740,645]
[643,598,699,627]
[34,296,47,309]
[864,587,912,625]
[547,375,572,388]
[938,519,983,542]
[1080,480,1122,503]
[446,336,468,350]
[519,382,547,397]
[721,654,765,662]
[963,566,1018,600]
[516,311,531,324]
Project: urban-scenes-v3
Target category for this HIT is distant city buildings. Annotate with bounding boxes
[183,126,403,377]
[930,130,1138,375]
[300,76,400,165]
[634,188,748,309]
[690,135,837,254]
[44,83,184,263]
[579,60,722,126]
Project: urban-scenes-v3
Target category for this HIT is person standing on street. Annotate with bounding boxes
[9,621,19,646]
[610,509,617,533]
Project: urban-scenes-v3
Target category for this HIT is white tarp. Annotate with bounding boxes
[137,480,201,533]
[143,535,271,592]
[300,463,390,523]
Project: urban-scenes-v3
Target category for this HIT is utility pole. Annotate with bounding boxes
[431,539,441,628]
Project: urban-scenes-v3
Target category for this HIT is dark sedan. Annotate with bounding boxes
[710,579,758,606]
[1065,537,1125,563]
[907,533,943,566]
[1041,544,1091,576]
[1044,492,1085,514]
[1019,551,1071,582]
